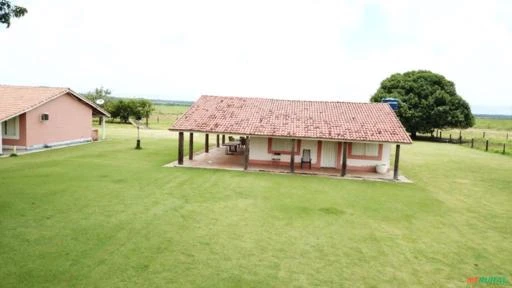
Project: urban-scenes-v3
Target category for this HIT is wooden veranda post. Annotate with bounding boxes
[244,137,250,170]
[189,132,194,160]
[178,132,184,165]
[290,139,296,173]
[222,135,225,145]
[393,144,401,180]
[216,134,220,148]
[205,134,209,153]
[341,142,348,177]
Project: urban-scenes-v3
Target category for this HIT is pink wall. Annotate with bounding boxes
[25,93,92,147]
[2,113,27,147]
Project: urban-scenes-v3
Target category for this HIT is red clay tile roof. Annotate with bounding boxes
[170,95,412,144]
[0,85,110,122]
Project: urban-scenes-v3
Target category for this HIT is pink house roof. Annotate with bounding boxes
[170,95,412,144]
[0,85,110,122]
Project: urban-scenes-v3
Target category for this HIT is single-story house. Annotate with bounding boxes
[0,85,110,155]
[169,95,412,179]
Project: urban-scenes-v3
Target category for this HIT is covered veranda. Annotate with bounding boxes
[169,132,407,182]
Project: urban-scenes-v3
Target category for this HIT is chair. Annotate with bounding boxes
[301,149,312,169]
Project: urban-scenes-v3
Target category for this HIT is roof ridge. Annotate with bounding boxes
[200,95,385,105]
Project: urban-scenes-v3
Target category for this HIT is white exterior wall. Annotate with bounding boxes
[346,143,391,168]
[249,136,392,169]
[248,137,269,160]
[249,137,319,164]
[301,140,319,164]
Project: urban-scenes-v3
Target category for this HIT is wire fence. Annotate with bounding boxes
[416,130,511,156]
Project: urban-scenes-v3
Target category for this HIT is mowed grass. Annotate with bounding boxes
[1,127,511,287]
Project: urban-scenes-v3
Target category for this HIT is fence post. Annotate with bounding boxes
[440,131,442,139]
[503,143,506,154]
[483,131,486,138]
[449,134,452,142]
[485,140,489,152]
[471,138,474,148]
[459,135,462,144]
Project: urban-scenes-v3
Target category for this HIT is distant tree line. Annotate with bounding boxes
[83,87,154,126]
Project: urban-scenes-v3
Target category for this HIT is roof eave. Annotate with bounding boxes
[168,128,413,144]
[66,90,111,117]
[0,88,111,121]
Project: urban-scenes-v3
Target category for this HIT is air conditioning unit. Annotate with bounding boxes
[41,113,49,121]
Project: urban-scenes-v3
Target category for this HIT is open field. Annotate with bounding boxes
[417,117,512,156]
[439,117,511,141]
[98,104,190,130]
[1,125,511,287]
[474,117,512,131]
[148,105,190,129]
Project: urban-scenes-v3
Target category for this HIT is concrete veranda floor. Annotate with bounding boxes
[165,147,412,183]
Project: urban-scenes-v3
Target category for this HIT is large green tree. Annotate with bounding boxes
[0,0,27,28]
[370,70,474,138]
[83,86,112,103]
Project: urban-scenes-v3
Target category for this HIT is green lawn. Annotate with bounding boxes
[1,127,511,287]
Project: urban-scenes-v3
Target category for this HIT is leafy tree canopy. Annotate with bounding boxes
[84,87,155,126]
[370,70,474,137]
[0,0,27,28]
[107,99,154,125]
[83,86,112,103]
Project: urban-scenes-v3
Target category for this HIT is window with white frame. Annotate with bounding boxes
[272,138,292,151]
[350,143,379,157]
[269,138,300,154]
[2,116,20,139]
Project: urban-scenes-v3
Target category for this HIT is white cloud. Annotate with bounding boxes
[1,0,511,113]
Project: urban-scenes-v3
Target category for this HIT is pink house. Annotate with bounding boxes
[0,85,110,155]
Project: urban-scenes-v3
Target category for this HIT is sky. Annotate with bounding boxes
[1,0,512,114]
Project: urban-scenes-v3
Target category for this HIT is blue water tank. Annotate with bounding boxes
[382,98,399,111]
